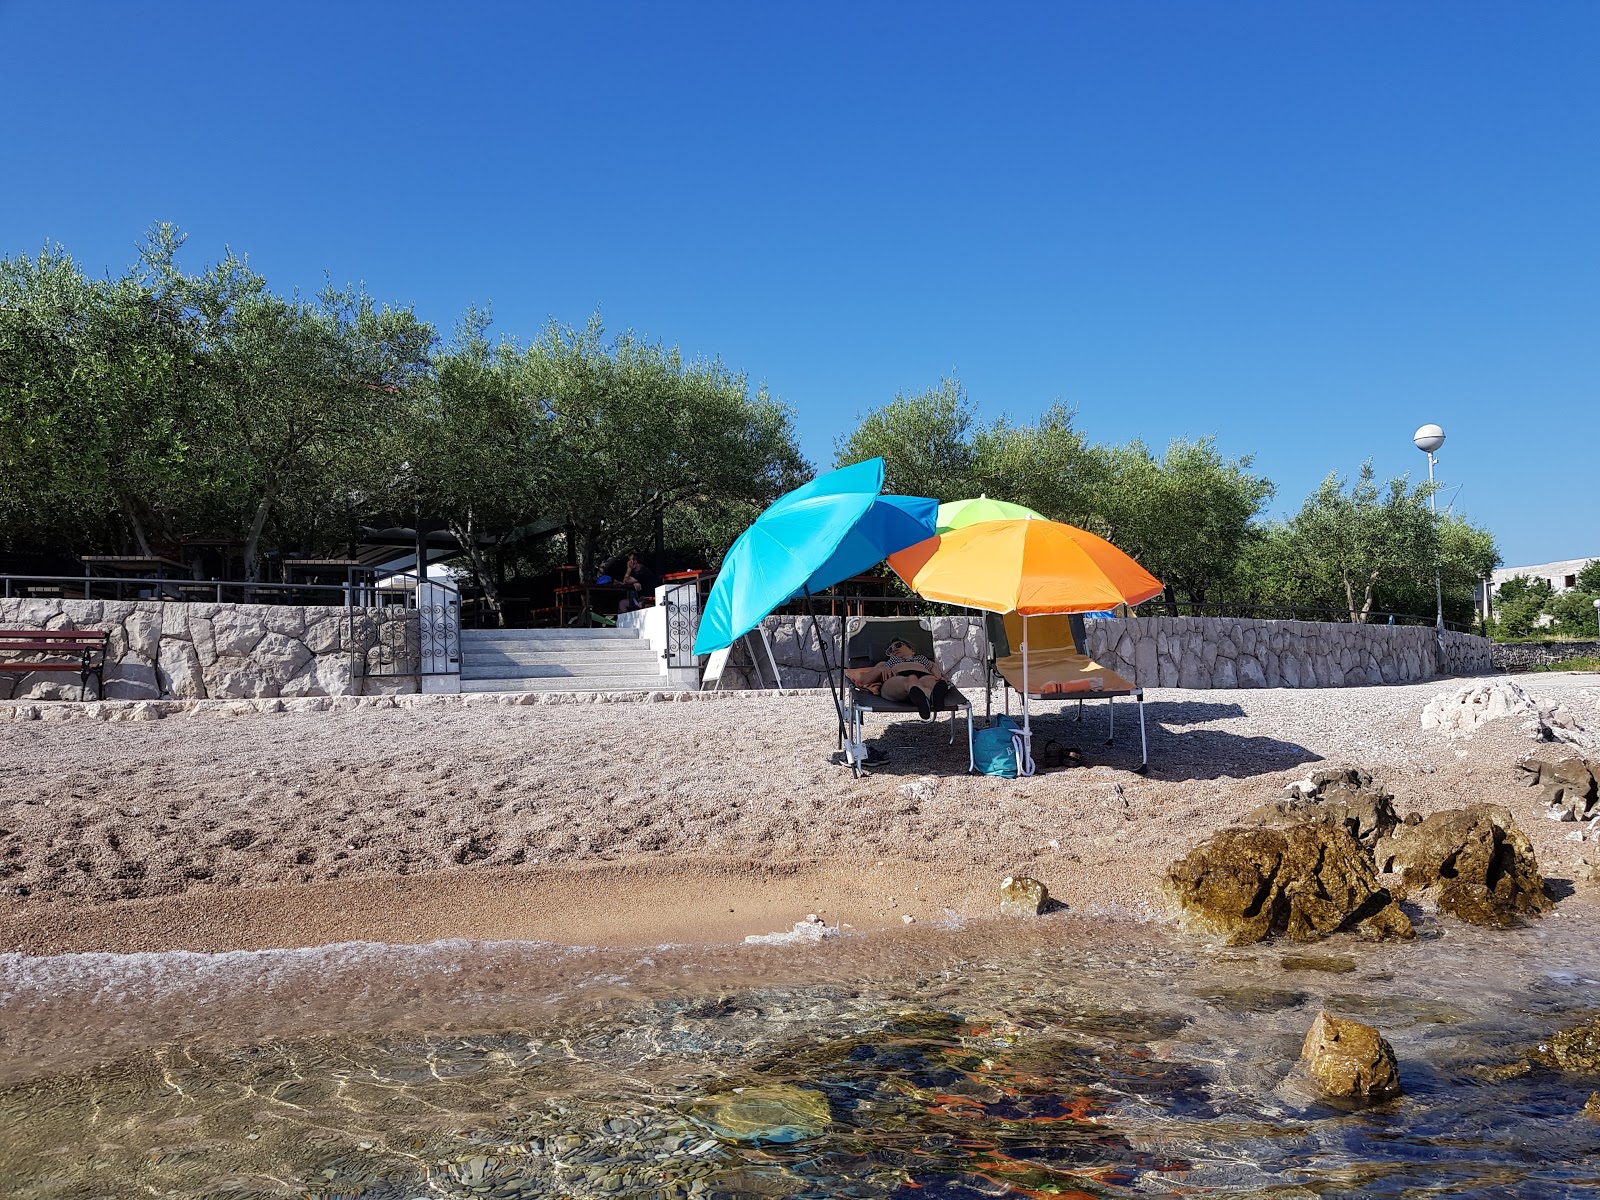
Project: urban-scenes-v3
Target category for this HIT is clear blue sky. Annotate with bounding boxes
[3,2,1595,565]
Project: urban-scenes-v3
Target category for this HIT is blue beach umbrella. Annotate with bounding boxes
[694,458,938,655]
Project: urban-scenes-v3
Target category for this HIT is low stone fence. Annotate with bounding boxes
[715,613,1495,691]
[1491,640,1600,673]
[0,599,417,701]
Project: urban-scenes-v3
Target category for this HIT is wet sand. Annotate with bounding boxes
[1,675,1597,955]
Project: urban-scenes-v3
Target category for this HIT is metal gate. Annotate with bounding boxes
[418,581,462,676]
[663,578,701,670]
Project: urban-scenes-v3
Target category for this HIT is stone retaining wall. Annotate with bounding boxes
[1491,640,1600,673]
[0,599,417,700]
[715,614,1495,691]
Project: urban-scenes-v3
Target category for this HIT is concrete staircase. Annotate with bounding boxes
[458,627,668,693]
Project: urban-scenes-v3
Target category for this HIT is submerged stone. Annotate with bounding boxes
[689,1084,831,1143]
[1531,1017,1600,1074]
[1291,1011,1402,1106]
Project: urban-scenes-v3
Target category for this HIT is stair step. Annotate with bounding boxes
[461,639,650,657]
[462,659,663,680]
[461,627,638,642]
[459,675,673,693]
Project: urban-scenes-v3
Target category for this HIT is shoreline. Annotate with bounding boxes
[0,857,1028,957]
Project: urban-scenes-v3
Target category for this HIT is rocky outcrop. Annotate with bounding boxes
[1162,823,1413,945]
[1515,754,1599,823]
[1531,1018,1600,1074]
[1421,679,1593,747]
[1289,1012,1402,1105]
[999,875,1050,917]
[1375,804,1552,928]
[0,599,417,700]
[1248,765,1401,851]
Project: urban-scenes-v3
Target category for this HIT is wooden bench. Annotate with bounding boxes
[0,629,108,700]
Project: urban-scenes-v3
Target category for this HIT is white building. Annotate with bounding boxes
[1476,555,1598,620]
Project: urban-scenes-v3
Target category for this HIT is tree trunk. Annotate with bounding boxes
[1163,585,1179,618]
[119,495,153,558]
[578,526,602,584]
[1343,574,1358,623]
[448,513,504,627]
[243,495,273,584]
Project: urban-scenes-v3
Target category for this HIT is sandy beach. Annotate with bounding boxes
[3,673,1596,957]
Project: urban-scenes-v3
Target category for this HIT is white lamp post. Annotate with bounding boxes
[1413,424,1446,634]
[1592,596,1599,639]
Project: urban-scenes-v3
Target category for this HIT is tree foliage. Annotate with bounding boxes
[1,230,808,610]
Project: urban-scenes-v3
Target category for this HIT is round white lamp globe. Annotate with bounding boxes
[1413,424,1446,454]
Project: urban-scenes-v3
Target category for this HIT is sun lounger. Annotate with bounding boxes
[986,612,1148,772]
[842,616,975,777]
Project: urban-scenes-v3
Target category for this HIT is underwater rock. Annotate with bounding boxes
[1162,823,1413,945]
[689,1084,831,1143]
[1375,804,1552,928]
[999,874,1049,917]
[1252,765,1400,851]
[1531,1017,1600,1074]
[1290,1011,1402,1105]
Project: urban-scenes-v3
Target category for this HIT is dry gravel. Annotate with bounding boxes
[1,674,1597,951]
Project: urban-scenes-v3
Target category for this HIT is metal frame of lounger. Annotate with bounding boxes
[840,616,977,779]
[983,613,1149,773]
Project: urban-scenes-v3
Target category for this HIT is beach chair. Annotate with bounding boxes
[842,616,976,778]
[986,612,1149,772]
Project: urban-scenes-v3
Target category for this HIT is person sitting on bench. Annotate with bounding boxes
[847,637,951,719]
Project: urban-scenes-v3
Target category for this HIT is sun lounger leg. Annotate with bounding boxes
[966,706,975,772]
[1137,694,1148,773]
[948,706,955,745]
[1105,695,1115,745]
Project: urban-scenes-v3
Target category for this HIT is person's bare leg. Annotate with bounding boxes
[880,675,914,704]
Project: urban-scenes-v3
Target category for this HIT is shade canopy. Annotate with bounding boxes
[935,496,1043,533]
[888,518,1163,615]
[694,458,938,654]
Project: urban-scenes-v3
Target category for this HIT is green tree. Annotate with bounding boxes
[1286,462,1438,623]
[834,377,976,500]
[391,310,549,623]
[176,250,436,580]
[1493,575,1554,639]
[0,235,196,556]
[519,317,808,581]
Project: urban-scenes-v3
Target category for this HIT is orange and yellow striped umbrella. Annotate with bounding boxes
[887,518,1163,614]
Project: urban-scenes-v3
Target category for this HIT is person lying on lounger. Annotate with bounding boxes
[845,638,951,720]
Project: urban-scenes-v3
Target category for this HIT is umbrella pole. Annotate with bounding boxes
[1021,613,1034,774]
[802,588,853,760]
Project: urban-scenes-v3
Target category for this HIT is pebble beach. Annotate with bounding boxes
[3,672,1597,956]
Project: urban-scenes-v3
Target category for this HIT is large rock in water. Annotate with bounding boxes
[1531,1017,1600,1074]
[1249,765,1401,850]
[689,1084,831,1143]
[1375,804,1551,928]
[1290,1011,1402,1105]
[1162,823,1413,945]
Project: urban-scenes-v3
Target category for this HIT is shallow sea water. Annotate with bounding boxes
[3,908,1600,1199]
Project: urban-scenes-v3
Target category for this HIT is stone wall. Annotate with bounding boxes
[714,613,1495,691]
[1491,640,1600,673]
[0,599,418,701]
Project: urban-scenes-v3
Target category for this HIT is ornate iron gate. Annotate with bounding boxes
[418,581,461,676]
[663,579,701,670]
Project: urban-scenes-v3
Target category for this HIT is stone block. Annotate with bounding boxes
[158,639,207,699]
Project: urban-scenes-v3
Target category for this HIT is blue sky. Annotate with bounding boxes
[2,2,1595,565]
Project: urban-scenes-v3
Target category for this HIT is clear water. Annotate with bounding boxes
[3,908,1600,1198]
